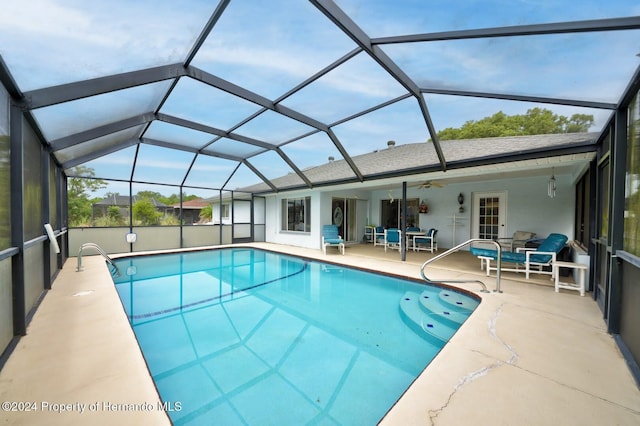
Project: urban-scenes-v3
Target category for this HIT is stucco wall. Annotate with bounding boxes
[264,173,576,251]
[370,174,575,249]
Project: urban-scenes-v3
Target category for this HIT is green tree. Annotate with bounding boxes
[136,190,164,201]
[565,114,595,133]
[106,205,123,223]
[134,191,199,206]
[67,166,106,226]
[199,205,212,222]
[435,108,594,140]
[132,198,162,225]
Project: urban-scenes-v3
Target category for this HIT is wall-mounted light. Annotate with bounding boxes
[458,192,464,213]
[548,168,557,198]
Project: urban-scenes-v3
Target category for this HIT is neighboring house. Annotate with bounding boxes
[92,195,172,220]
[172,199,210,224]
[204,197,234,225]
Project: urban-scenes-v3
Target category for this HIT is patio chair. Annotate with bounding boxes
[470,233,568,279]
[495,230,536,251]
[321,225,345,255]
[412,228,438,253]
[373,226,386,247]
[384,228,402,252]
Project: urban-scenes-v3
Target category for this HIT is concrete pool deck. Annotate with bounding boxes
[1,242,639,425]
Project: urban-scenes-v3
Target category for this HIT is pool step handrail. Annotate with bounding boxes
[420,238,502,293]
[77,243,120,276]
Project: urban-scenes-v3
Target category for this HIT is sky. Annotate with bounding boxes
[1,0,639,198]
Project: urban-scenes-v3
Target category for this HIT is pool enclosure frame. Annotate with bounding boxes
[0,2,639,387]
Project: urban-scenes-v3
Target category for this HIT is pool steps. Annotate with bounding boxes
[399,290,476,343]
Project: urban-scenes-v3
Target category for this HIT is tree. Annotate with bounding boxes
[565,114,595,133]
[199,205,212,223]
[106,206,123,222]
[133,198,162,225]
[435,108,594,140]
[136,190,164,201]
[67,166,106,226]
[134,190,200,206]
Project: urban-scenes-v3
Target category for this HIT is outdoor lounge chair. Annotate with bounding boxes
[384,228,402,252]
[495,230,536,251]
[412,228,438,253]
[322,224,345,255]
[469,233,568,279]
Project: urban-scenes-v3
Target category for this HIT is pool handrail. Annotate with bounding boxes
[420,238,502,293]
[77,242,120,277]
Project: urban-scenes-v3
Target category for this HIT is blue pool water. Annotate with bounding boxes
[111,248,479,425]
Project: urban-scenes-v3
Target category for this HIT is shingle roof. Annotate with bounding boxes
[172,199,209,209]
[93,195,168,207]
[238,132,599,193]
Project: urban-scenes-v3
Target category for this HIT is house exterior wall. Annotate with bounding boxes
[264,188,374,249]
[264,174,576,251]
[264,191,320,249]
[367,174,575,250]
[212,203,232,225]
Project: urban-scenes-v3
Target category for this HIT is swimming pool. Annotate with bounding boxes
[111,248,479,425]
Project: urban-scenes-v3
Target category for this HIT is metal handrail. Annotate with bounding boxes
[77,243,120,276]
[419,238,503,293]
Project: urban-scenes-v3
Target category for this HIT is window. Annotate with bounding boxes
[380,198,419,229]
[221,204,230,219]
[281,197,310,232]
[625,90,640,256]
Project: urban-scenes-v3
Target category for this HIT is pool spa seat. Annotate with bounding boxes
[321,224,345,255]
[470,233,568,279]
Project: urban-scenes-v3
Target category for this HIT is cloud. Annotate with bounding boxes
[0,0,211,89]
[0,0,94,39]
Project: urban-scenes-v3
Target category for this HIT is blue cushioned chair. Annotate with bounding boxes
[413,228,438,253]
[470,233,568,279]
[373,226,386,247]
[384,228,402,252]
[322,225,345,255]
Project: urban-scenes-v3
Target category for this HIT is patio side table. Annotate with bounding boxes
[553,261,588,296]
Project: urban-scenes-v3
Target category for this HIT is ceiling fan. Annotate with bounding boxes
[415,180,445,189]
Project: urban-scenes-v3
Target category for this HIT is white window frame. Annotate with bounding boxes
[281,197,311,232]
